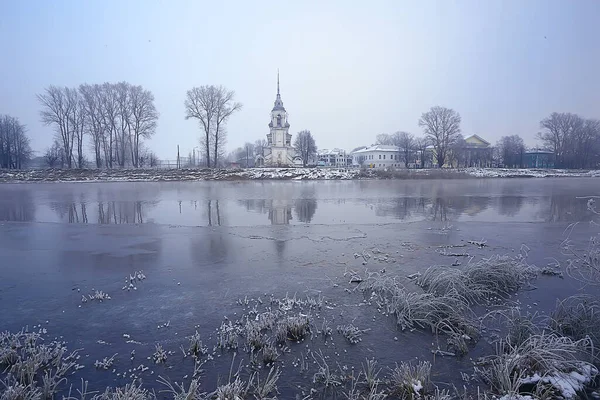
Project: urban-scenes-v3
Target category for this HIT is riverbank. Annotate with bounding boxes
[0,167,599,182]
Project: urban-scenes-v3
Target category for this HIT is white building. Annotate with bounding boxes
[317,148,351,167]
[351,145,403,169]
[256,73,302,167]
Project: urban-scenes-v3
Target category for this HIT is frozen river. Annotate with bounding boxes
[0,178,598,396]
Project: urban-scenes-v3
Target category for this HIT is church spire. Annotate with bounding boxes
[272,70,285,111]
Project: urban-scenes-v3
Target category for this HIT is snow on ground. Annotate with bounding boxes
[0,167,598,182]
[462,167,600,178]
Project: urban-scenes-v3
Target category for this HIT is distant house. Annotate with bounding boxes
[317,148,352,167]
[351,145,403,169]
[461,135,493,168]
[524,149,554,168]
[432,134,492,168]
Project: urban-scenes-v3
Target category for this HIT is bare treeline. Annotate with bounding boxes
[38,83,158,169]
[538,112,600,169]
[0,115,33,169]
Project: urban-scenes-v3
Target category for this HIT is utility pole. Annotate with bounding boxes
[246,144,249,168]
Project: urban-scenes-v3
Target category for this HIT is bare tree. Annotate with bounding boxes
[185,86,216,168]
[213,86,242,168]
[185,85,242,168]
[79,84,104,168]
[376,133,393,145]
[243,142,255,167]
[538,112,600,169]
[38,86,76,168]
[449,134,467,167]
[294,130,317,167]
[418,106,461,168]
[414,137,430,168]
[129,85,158,167]
[395,131,415,168]
[254,139,268,157]
[497,135,525,168]
[64,88,86,168]
[0,115,32,169]
[99,83,118,168]
[115,82,132,167]
[44,139,64,167]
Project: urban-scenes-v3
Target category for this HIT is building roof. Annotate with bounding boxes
[464,134,490,146]
[318,148,347,156]
[352,144,399,154]
[525,149,554,155]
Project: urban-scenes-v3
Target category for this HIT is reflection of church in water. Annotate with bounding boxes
[268,200,293,225]
[256,72,302,167]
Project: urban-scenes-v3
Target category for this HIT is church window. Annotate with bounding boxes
[383,155,386,160]
[379,155,381,159]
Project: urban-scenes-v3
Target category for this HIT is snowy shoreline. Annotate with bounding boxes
[0,167,599,183]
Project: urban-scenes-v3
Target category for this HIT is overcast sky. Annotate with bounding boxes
[1,0,599,159]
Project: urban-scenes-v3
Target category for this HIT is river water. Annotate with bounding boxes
[0,178,598,396]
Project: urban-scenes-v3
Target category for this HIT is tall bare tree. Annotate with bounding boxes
[418,106,461,168]
[185,85,242,168]
[115,82,132,167]
[38,86,76,168]
[64,88,86,168]
[213,86,242,168]
[99,83,118,168]
[0,115,32,169]
[185,86,217,168]
[538,112,583,168]
[294,130,317,167]
[79,84,104,168]
[129,85,158,167]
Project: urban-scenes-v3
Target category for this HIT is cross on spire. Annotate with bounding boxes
[277,69,280,95]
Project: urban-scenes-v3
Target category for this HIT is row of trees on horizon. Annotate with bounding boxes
[362,107,600,169]
[2,84,600,170]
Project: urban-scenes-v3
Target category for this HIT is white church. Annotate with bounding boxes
[256,73,302,167]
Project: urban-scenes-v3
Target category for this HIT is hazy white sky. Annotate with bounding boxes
[1,0,599,159]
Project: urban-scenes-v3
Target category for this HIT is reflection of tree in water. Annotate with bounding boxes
[427,196,490,221]
[294,198,317,223]
[497,196,524,217]
[190,206,230,265]
[374,197,426,220]
[496,181,525,217]
[544,196,592,223]
[97,201,146,224]
[47,185,159,224]
[207,200,222,226]
[0,189,35,222]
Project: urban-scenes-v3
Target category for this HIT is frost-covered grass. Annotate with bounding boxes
[359,271,478,338]
[337,324,366,344]
[550,295,600,348]
[0,329,84,399]
[475,333,597,399]
[389,360,432,398]
[417,255,538,304]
